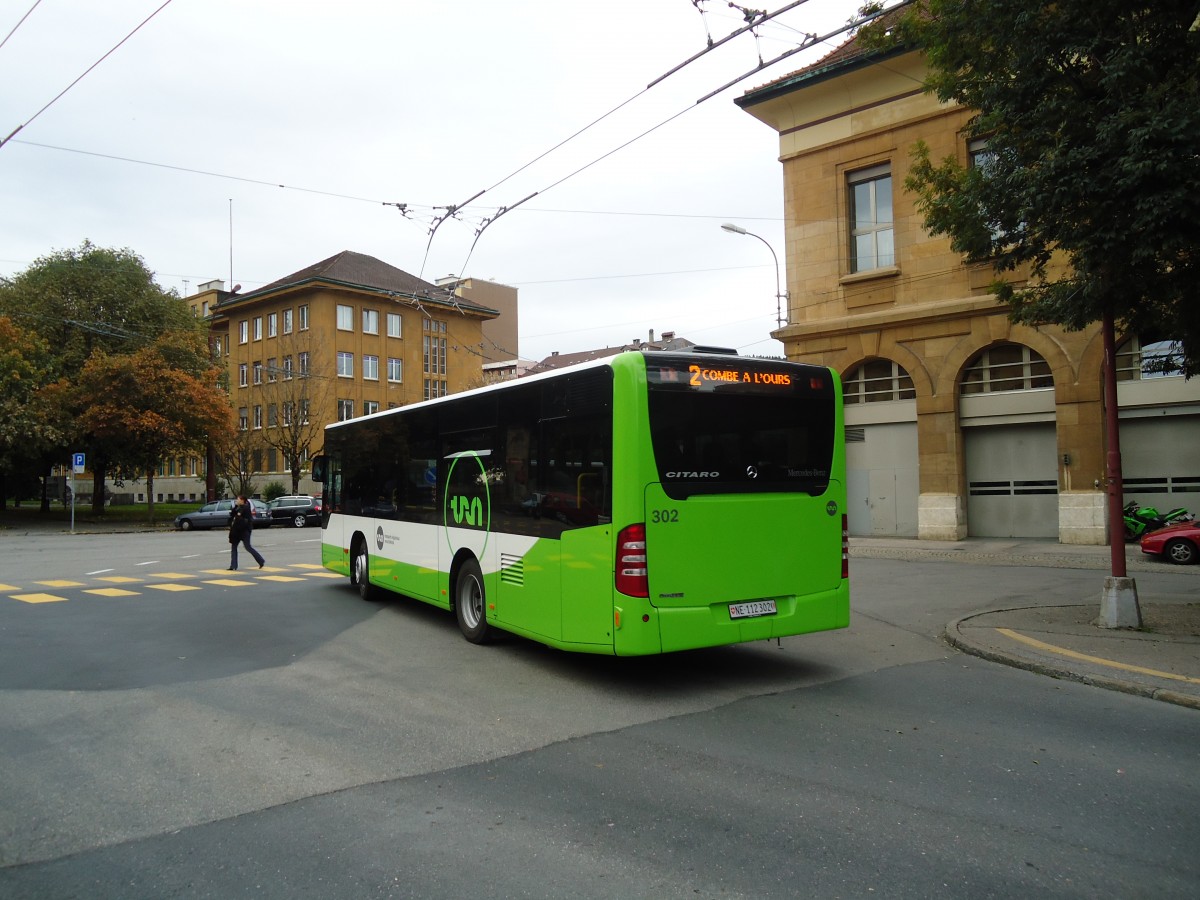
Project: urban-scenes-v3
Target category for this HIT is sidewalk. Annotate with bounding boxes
[854,536,1200,711]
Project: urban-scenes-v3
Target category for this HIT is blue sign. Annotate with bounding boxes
[72,452,85,473]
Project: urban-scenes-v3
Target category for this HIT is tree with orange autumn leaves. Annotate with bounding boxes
[0,243,235,515]
[76,330,234,521]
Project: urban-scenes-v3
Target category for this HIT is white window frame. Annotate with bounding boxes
[848,163,895,274]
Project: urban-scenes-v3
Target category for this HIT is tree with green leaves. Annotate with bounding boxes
[0,242,206,511]
[0,316,70,509]
[863,0,1200,375]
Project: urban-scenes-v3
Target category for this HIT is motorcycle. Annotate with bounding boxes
[1123,500,1194,541]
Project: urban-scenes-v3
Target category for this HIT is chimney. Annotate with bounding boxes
[663,331,675,342]
[649,329,655,343]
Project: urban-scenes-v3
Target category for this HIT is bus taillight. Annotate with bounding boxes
[842,514,849,579]
[616,523,649,597]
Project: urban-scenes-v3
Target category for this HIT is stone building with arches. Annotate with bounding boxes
[735,31,1200,543]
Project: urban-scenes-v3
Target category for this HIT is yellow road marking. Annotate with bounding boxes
[96,576,142,584]
[84,588,140,597]
[148,572,194,579]
[146,583,200,592]
[291,563,326,570]
[35,579,84,588]
[996,628,1200,685]
[0,583,19,592]
[11,593,67,604]
[258,575,306,583]
[305,572,344,579]
[203,578,255,587]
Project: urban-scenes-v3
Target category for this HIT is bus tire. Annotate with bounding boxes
[352,540,379,601]
[454,557,492,644]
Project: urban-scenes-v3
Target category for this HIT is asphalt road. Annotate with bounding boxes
[1,529,1197,898]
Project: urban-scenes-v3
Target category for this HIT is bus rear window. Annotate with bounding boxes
[646,359,835,498]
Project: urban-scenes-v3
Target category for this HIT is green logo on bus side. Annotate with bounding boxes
[443,451,491,559]
[450,495,484,526]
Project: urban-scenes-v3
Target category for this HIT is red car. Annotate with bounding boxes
[1139,519,1199,565]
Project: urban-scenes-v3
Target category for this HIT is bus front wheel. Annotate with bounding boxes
[352,541,379,601]
[454,557,492,644]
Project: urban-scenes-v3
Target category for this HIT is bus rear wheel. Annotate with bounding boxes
[454,557,492,644]
[352,541,379,601]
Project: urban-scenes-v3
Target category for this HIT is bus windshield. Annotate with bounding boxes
[645,356,835,498]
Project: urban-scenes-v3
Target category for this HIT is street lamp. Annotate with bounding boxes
[721,223,787,329]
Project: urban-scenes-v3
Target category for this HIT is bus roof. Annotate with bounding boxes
[324,348,812,432]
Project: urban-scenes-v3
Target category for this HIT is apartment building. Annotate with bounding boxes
[735,33,1200,542]
[154,250,499,501]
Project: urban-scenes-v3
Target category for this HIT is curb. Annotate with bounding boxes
[945,612,1200,712]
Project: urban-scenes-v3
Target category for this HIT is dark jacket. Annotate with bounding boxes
[228,502,254,542]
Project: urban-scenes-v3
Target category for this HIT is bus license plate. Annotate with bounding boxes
[729,599,777,620]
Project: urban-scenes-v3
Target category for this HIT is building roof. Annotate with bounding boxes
[736,3,912,108]
[526,332,697,375]
[223,250,499,317]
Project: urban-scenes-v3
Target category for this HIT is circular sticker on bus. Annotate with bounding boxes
[826,500,839,516]
[443,451,491,559]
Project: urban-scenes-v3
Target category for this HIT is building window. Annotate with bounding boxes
[267,357,277,383]
[337,399,354,421]
[267,404,278,428]
[387,357,403,383]
[238,363,248,387]
[337,351,354,378]
[848,163,894,273]
[337,305,353,331]
[213,337,222,357]
[283,308,293,334]
[363,354,379,381]
[239,320,249,344]
[253,405,263,429]
[387,313,402,338]
[267,312,277,338]
[283,355,293,380]
[364,400,380,416]
[253,361,263,385]
[363,309,379,334]
[253,317,263,341]
[299,304,309,331]
[282,401,294,426]
[843,360,915,404]
[299,351,310,376]
[960,343,1052,394]
[1116,335,1185,380]
[300,399,310,424]
[423,379,448,400]
[423,319,447,375]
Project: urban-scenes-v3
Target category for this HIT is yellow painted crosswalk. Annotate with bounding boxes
[3,565,342,604]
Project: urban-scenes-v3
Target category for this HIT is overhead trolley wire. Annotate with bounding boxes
[0,0,177,151]
[0,0,44,53]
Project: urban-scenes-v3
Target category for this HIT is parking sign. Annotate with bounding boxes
[72,452,85,473]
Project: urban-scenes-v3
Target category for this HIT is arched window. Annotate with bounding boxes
[1116,335,1184,380]
[843,359,915,404]
[960,343,1052,394]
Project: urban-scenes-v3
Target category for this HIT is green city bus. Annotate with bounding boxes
[312,349,849,655]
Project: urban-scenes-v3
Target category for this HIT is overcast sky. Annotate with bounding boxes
[1,0,877,362]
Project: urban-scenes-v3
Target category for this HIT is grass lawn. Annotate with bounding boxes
[0,502,196,529]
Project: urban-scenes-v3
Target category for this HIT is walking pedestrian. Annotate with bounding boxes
[228,495,265,570]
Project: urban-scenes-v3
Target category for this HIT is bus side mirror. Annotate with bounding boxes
[311,455,328,483]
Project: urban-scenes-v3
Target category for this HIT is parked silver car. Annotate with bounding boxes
[174,498,271,530]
